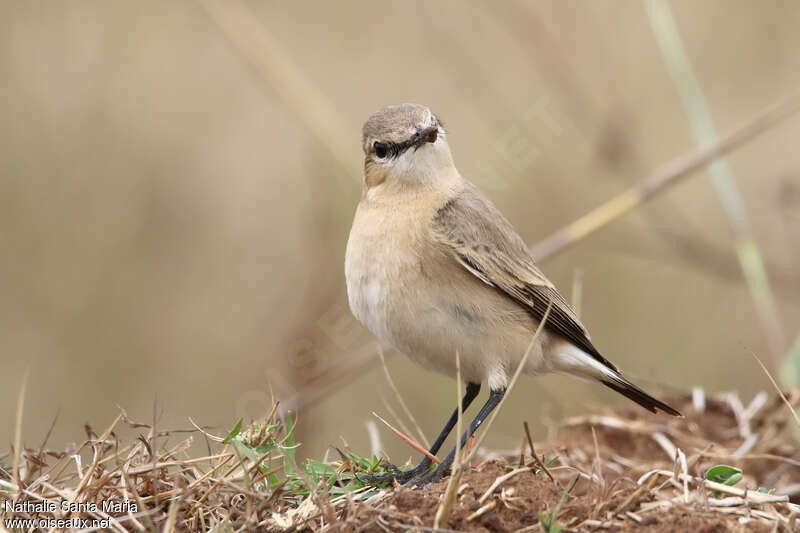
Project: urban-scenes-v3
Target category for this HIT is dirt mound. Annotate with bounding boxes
[3,391,798,532]
[331,391,800,532]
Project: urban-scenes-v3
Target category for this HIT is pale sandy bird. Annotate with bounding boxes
[345,103,680,486]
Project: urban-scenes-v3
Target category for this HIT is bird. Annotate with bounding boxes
[344,103,681,487]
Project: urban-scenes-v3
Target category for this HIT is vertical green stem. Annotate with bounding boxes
[645,0,786,361]
[779,334,800,388]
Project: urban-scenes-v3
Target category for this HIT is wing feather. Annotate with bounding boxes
[432,182,617,372]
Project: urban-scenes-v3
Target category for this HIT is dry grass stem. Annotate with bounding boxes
[378,345,430,449]
[433,352,464,529]
[531,87,800,262]
[751,351,800,429]
[12,366,30,501]
[2,389,797,531]
[198,0,355,177]
[371,412,440,465]
[523,421,556,485]
[645,0,786,359]
[478,467,532,505]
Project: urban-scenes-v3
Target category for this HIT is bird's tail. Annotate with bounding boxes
[599,374,682,416]
[551,344,682,417]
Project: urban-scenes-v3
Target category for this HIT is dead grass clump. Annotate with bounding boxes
[1,390,799,532]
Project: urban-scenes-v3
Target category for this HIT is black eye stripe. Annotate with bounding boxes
[394,137,416,155]
[373,125,438,160]
[373,140,410,159]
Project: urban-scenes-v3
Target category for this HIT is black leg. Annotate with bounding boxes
[409,387,506,487]
[360,382,481,484]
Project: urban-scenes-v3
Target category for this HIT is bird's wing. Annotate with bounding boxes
[431,181,617,372]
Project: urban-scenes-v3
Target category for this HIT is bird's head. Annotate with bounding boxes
[361,103,454,189]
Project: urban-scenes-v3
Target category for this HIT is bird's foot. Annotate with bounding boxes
[358,462,431,486]
[404,463,451,489]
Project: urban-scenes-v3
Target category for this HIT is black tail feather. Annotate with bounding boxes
[601,376,682,417]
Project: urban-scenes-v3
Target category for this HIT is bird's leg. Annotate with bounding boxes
[408,387,506,488]
[359,382,481,485]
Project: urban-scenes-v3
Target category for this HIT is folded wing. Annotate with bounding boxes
[431,181,618,372]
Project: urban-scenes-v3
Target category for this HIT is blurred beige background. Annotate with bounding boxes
[2,1,799,463]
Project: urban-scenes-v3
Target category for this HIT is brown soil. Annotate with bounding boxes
[356,461,772,533]
[331,391,799,532]
[4,391,797,532]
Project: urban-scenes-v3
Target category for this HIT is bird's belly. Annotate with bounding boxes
[346,242,547,387]
[346,250,429,351]
[392,292,549,387]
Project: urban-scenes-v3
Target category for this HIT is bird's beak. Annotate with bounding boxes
[413,126,439,149]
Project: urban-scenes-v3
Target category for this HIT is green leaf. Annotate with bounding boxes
[545,455,559,467]
[305,459,335,476]
[349,452,372,471]
[230,439,259,462]
[223,418,243,444]
[705,465,743,486]
[538,511,551,530]
[254,441,277,454]
[305,459,336,487]
[779,334,800,387]
[538,511,564,533]
[756,487,775,495]
[283,413,296,474]
[539,474,576,533]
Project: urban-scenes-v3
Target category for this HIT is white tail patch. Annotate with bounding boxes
[549,343,619,383]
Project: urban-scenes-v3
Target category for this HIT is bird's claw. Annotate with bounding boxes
[403,465,450,488]
[359,463,435,487]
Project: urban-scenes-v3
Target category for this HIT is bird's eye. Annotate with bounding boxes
[373,141,388,159]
